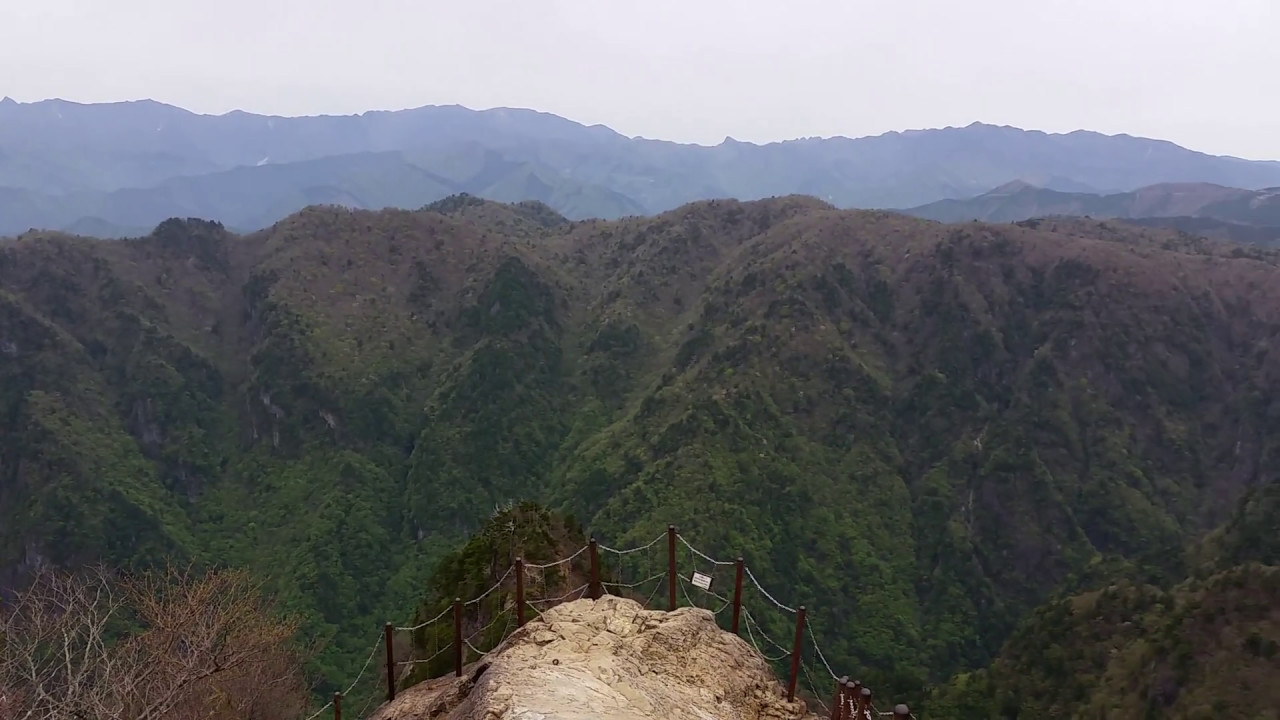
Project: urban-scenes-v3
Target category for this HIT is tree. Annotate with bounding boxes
[0,563,310,720]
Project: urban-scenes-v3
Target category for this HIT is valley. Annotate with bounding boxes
[3,195,1278,715]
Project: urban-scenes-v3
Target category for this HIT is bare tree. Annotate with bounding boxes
[0,565,134,719]
[0,563,309,720]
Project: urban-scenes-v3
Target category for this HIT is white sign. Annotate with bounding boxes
[691,572,713,591]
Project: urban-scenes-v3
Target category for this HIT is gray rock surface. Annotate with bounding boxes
[369,595,813,720]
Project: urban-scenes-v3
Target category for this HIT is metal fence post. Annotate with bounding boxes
[384,622,395,702]
[731,557,744,634]
[667,525,677,611]
[589,538,601,600]
[786,605,806,702]
[830,675,849,720]
[453,598,463,677]
[515,557,526,626]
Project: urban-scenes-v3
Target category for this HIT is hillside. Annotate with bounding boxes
[904,181,1280,233]
[6,98,1280,234]
[1125,216,1280,249]
[2,196,1279,707]
[929,564,1280,719]
[927,463,1280,719]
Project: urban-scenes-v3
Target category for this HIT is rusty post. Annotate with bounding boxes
[786,605,806,702]
[667,525,677,611]
[589,538,601,600]
[332,692,342,720]
[515,557,526,627]
[893,703,910,719]
[453,598,463,677]
[384,622,396,702]
[829,675,848,720]
[859,687,872,716]
[731,557,745,634]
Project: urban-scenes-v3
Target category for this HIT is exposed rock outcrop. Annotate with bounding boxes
[370,595,813,720]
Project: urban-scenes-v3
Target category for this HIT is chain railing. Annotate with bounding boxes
[304,524,915,719]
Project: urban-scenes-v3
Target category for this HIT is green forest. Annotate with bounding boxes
[2,196,1278,717]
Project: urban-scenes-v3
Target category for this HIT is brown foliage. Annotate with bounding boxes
[0,564,309,720]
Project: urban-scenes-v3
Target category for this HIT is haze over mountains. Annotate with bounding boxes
[5,97,1280,238]
[905,180,1280,242]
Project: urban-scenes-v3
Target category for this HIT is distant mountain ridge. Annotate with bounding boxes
[4,98,1280,236]
[903,181,1280,233]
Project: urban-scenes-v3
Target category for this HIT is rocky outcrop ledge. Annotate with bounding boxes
[369,595,814,720]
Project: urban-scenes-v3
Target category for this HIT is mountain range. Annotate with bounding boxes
[904,180,1280,244]
[2,195,1278,716]
[6,97,1280,236]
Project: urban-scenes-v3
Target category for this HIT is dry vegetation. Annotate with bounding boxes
[0,565,309,720]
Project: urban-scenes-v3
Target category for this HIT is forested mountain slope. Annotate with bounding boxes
[930,563,1280,719]
[2,196,1278,705]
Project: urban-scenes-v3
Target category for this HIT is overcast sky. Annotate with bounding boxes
[2,0,1277,159]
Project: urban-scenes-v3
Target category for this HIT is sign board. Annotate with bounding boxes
[691,572,713,591]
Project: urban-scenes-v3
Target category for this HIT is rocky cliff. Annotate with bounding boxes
[370,595,814,720]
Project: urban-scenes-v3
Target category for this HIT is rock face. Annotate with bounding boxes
[370,595,813,720]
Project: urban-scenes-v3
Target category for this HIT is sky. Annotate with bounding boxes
[2,0,1278,160]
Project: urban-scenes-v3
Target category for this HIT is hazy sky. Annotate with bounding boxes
[2,0,1277,159]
